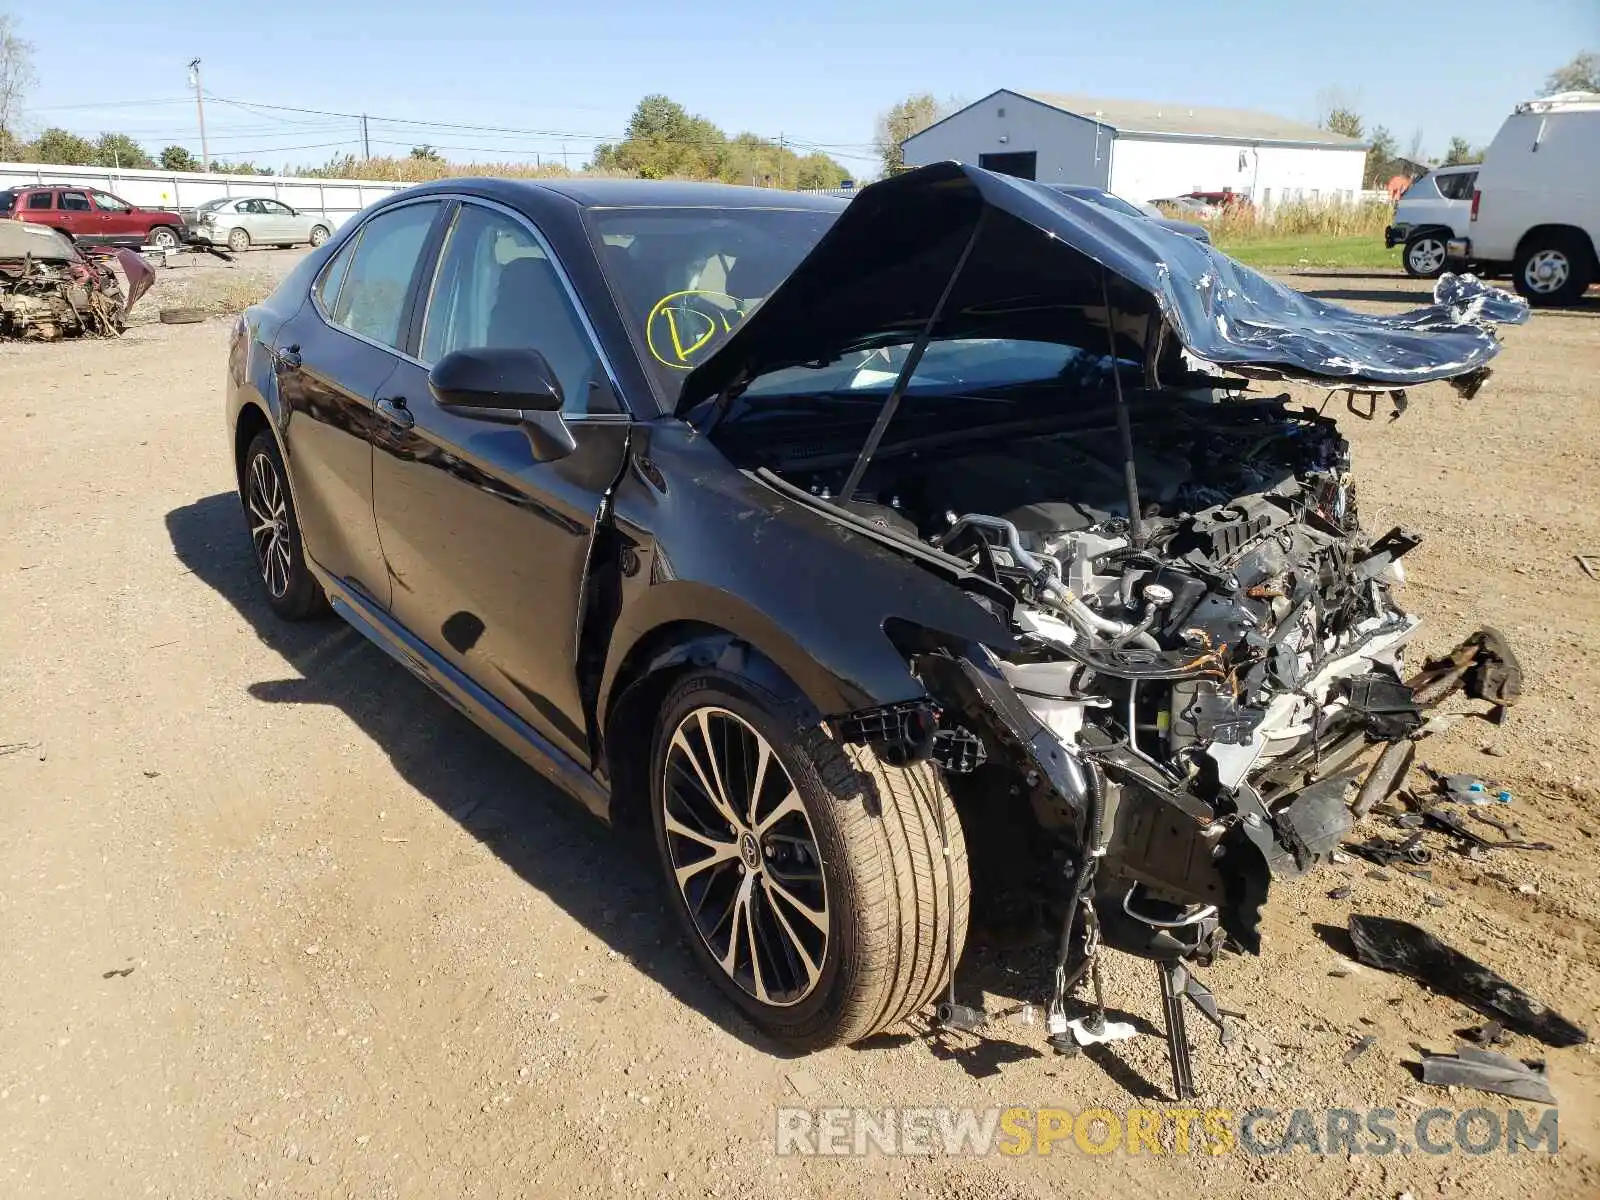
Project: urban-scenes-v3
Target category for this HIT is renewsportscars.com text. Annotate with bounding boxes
[774,1105,1559,1158]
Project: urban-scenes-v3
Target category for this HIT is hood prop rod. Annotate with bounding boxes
[839,208,990,503]
[1101,267,1146,549]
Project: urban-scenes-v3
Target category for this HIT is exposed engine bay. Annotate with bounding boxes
[761,385,1489,1030]
[0,222,154,341]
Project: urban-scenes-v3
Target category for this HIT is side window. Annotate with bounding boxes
[59,191,91,212]
[91,191,131,212]
[315,236,357,312]
[326,202,441,349]
[420,204,613,415]
[238,200,261,215]
[26,192,54,210]
[262,200,292,215]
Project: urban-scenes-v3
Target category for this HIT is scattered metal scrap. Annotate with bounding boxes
[1,221,154,341]
[1421,1045,1556,1104]
[1347,916,1589,1048]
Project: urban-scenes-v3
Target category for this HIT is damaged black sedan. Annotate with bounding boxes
[225,163,1526,1055]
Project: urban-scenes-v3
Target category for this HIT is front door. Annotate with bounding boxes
[276,198,447,608]
[256,199,298,243]
[89,191,141,245]
[371,199,630,764]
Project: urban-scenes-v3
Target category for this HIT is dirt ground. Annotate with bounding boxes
[2,265,1598,1200]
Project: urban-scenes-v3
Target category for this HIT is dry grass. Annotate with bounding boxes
[1157,198,1393,241]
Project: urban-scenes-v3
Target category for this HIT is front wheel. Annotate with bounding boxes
[147,225,180,251]
[1513,233,1594,306]
[1403,232,1448,279]
[242,430,327,620]
[651,673,968,1048]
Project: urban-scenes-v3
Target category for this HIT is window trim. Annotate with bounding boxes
[309,196,447,362]
[412,195,628,420]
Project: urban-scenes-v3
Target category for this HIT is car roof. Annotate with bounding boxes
[401,176,849,212]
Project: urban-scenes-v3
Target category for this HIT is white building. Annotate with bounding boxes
[901,90,1367,208]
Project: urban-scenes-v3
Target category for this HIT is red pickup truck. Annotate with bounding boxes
[1,185,188,250]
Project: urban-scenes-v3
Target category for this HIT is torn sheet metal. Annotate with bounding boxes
[1421,1045,1556,1104]
[679,161,1530,413]
[0,221,154,340]
[1348,915,1588,1047]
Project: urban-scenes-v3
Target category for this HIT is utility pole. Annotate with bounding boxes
[187,59,209,170]
[361,114,370,159]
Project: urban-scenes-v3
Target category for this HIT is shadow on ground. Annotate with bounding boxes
[166,490,793,1056]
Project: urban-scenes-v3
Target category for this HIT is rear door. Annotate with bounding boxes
[369,198,631,763]
[20,189,56,229]
[274,198,447,609]
[55,190,95,241]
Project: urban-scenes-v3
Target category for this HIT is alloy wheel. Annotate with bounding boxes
[246,451,292,599]
[1407,237,1446,276]
[1523,249,1570,295]
[661,707,828,1007]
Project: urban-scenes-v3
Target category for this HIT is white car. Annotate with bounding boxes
[1385,165,1478,278]
[191,197,333,254]
[1449,92,1599,305]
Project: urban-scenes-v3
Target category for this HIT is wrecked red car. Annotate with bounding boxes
[0,220,155,340]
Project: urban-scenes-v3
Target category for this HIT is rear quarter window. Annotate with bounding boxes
[26,191,55,210]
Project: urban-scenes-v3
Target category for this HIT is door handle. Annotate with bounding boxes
[376,396,415,430]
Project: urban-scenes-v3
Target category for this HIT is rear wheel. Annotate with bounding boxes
[651,673,968,1048]
[1513,232,1594,306]
[1403,232,1448,278]
[226,227,251,254]
[242,430,327,620]
[309,225,330,247]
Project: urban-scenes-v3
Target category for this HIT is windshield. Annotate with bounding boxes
[587,205,840,405]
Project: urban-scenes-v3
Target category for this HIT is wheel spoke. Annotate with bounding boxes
[746,738,771,828]
[756,788,805,836]
[672,719,740,831]
[718,872,755,975]
[759,878,822,993]
[744,887,769,1003]
[765,872,828,933]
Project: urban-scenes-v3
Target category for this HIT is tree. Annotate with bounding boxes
[874,92,943,176]
[94,132,154,170]
[1320,106,1364,140]
[592,94,725,179]
[794,152,847,190]
[1542,51,1600,95]
[410,144,443,162]
[1364,125,1398,188]
[33,126,97,165]
[1443,136,1480,165]
[208,160,271,176]
[0,14,36,159]
[160,145,199,171]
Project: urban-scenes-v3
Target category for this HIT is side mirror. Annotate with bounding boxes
[428,347,574,463]
[429,347,564,414]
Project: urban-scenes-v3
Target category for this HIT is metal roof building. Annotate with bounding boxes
[901,89,1368,207]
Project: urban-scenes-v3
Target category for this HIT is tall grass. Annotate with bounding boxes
[1157,198,1394,243]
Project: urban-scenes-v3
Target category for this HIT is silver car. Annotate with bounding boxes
[191,198,333,253]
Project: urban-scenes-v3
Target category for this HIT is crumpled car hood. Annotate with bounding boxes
[677,161,1529,415]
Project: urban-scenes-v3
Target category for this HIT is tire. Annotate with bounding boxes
[147,225,180,251]
[1403,232,1448,279]
[650,672,968,1048]
[241,430,327,620]
[159,307,207,325]
[1513,231,1594,306]
[226,227,252,254]
[308,225,330,248]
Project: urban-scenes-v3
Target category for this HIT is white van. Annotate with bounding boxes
[1450,92,1600,305]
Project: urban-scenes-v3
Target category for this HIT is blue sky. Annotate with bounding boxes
[11,0,1597,174]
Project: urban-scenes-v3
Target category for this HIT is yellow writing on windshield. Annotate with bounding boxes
[646,290,747,370]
